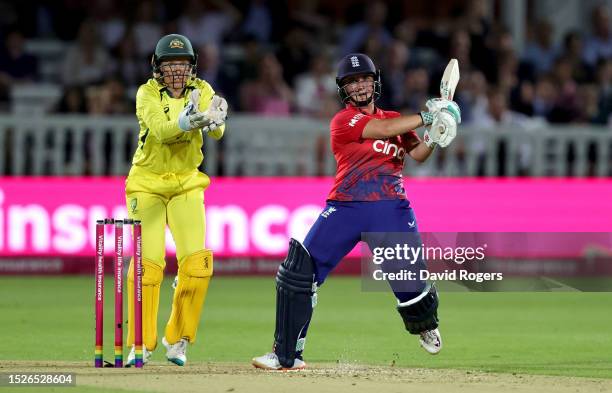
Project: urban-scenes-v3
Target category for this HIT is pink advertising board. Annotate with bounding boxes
[0,177,611,258]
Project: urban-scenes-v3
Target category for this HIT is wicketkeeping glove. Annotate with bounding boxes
[178,90,228,132]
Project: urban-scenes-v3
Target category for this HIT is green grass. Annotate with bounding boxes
[0,276,611,378]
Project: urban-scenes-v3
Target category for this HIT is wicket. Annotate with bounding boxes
[95,219,143,368]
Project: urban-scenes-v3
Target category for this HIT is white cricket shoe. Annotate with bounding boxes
[162,337,188,366]
[419,328,442,354]
[126,345,153,366]
[252,352,306,370]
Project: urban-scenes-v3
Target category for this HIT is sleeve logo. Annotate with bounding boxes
[348,113,365,127]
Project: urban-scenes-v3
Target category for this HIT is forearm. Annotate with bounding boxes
[137,90,184,141]
[146,115,184,142]
[362,114,424,139]
[408,141,435,163]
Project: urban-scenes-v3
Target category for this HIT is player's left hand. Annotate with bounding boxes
[200,95,228,133]
[206,95,228,123]
[424,110,457,148]
[426,98,462,124]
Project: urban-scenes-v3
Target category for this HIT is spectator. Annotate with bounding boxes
[240,0,272,43]
[276,26,314,87]
[497,50,519,97]
[294,52,338,118]
[197,43,221,89]
[90,0,126,49]
[61,21,111,86]
[593,58,612,125]
[177,0,241,48]
[379,40,409,110]
[470,88,537,175]
[133,0,163,59]
[449,29,473,73]
[101,77,133,114]
[532,75,556,119]
[361,32,387,65]
[560,31,591,83]
[458,70,489,124]
[583,5,612,67]
[510,80,535,117]
[237,34,264,82]
[548,57,579,123]
[110,30,149,88]
[392,19,417,49]
[576,84,600,124]
[477,25,513,83]
[0,30,37,81]
[339,1,392,55]
[240,53,294,116]
[55,86,87,114]
[398,67,429,114]
[522,20,556,75]
[460,0,491,48]
[0,30,38,103]
[85,77,133,115]
[289,0,332,43]
[207,35,261,110]
[470,88,534,129]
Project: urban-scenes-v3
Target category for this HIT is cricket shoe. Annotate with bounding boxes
[419,328,442,354]
[252,352,306,371]
[162,337,188,366]
[126,345,153,366]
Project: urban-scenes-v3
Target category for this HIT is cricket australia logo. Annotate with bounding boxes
[350,56,360,67]
[321,206,337,218]
[169,39,185,49]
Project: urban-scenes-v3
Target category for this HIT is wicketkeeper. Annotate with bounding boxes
[124,34,228,366]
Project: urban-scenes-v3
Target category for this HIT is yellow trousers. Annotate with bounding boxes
[125,166,212,350]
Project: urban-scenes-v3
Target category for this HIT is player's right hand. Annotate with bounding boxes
[178,93,228,132]
[204,95,228,126]
[178,107,209,131]
[424,110,457,148]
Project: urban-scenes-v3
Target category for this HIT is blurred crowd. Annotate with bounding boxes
[0,0,610,127]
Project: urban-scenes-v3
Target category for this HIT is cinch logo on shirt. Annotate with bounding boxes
[373,140,406,159]
[348,113,365,127]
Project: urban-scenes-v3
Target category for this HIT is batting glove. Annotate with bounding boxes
[425,98,462,124]
[424,110,457,148]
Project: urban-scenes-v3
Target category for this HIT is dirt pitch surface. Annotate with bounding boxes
[1,361,610,393]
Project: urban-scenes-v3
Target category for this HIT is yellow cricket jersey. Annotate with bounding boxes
[131,77,225,174]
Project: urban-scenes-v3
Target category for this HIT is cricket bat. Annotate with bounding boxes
[440,58,460,100]
[435,59,460,136]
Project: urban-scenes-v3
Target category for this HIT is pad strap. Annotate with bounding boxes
[396,283,439,334]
